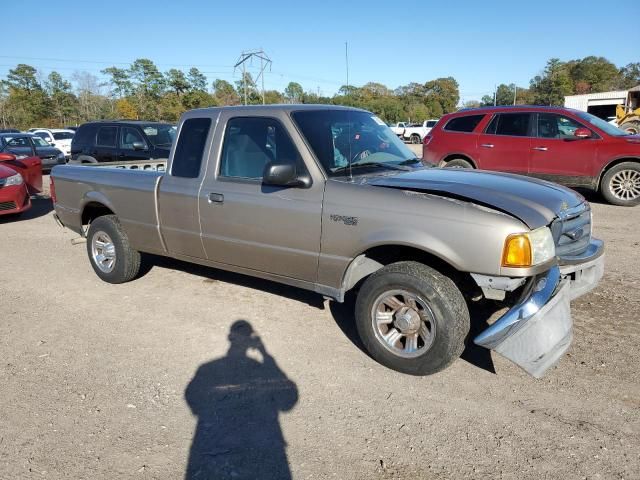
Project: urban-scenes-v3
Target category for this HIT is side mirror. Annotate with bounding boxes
[132,141,146,151]
[262,162,310,188]
[574,127,592,139]
[0,153,16,162]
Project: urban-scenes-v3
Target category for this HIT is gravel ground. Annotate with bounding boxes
[0,176,638,480]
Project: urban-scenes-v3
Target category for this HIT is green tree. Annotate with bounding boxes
[165,69,190,96]
[615,63,640,89]
[102,66,133,98]
[212,79,240,105]
[1,64,49,128]
[423,77,459,114]
[567,56,620,93]
[283,82,304,103]
[530,58,573,105]
[187,67,207,92]
[46,71,78,125]
[234,72,260,104]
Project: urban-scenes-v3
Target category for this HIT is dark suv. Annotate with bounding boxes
[70,121,176,164]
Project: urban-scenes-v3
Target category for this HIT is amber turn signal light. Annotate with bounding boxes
[502,234,532,268]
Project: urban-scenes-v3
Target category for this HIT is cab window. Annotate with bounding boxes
[97,126,118,147]
[171,118,211,178]
[486,113,532,137]
[120,127,146,150]
[537,114,584,139]
[219,117,303,180]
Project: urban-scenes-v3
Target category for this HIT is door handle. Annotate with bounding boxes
[532,147,548,151]
[208,193,224,204]
[480,143,494,148]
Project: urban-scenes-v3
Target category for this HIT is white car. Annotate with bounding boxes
[402,119,439,144]
[30,128,75,158]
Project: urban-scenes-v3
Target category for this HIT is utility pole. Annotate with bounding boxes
[513,85,517,105]
[234,49,272,105]
[493,85,497,106]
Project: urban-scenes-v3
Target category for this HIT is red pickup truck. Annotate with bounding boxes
[422,106,640,206]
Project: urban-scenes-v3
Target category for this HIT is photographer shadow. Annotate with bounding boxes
[185,320,298,480]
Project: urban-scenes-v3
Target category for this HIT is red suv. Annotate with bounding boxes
[422,106,640,206]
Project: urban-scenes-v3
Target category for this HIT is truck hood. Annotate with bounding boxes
[366,168,585,229]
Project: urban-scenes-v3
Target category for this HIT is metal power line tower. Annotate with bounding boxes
[234,49,272,105]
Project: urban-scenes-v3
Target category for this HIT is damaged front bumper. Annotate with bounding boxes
[474,238,604,378]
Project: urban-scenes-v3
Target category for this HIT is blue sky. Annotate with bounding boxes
[2,0,637,101]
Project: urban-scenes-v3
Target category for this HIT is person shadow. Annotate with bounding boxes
[184,320,298,480]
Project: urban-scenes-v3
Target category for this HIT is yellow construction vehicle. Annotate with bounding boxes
[616,86,640,134]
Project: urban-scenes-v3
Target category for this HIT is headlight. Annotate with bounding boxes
[502,226,555,268]
[57,151,66,160]
[4,173,24,187]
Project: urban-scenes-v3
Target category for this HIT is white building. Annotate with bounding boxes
[564,87,639,120]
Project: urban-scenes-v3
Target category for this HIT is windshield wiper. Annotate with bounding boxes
[398,157,422,165]
[332,162,410,174]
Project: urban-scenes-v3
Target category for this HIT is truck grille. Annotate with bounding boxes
[0,201,17,211]
[551,203,591,258]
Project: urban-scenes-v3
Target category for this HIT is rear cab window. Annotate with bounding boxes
[171,118,212,178]
[444,115,485,133]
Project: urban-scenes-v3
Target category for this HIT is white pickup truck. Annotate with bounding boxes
[403,120,439,144]
[388,122,409,138]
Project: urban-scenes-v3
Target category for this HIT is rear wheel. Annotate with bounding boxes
[86,215,141,283]
[444,158,473,169]
[621,120,640,135]
[355,261,470,376]
[601,162,640,206]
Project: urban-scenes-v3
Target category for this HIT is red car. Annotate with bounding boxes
[423,106,640,206]
[0,153,43,217]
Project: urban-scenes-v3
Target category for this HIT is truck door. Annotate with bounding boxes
[199,113,324,283]
[528,112,597,187]
[476,112,533,175]
[157,116,213,258]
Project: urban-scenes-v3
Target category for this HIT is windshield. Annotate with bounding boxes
[31,136,50,147]
[575,111,630,136]
[291,110,418,177]
[53,132,74,140]
[142,124,177,146]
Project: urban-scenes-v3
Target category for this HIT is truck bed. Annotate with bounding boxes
[51,163,166,253]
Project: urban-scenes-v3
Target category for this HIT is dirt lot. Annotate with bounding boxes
[1,176,639,480]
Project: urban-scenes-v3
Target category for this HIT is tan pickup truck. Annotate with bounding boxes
[51,105,604,378]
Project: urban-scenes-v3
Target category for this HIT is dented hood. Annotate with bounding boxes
[367,168,584,229]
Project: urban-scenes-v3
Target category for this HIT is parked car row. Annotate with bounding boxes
[422,105,640,206]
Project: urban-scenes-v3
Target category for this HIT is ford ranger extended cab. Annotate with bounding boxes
[51,105,604,378]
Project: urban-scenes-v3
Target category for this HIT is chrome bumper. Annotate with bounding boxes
[474,238,604,378]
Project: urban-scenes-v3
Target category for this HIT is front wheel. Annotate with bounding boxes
[410,134,421,144]
[86,215,141,283]
[601,162,640,206]
[621,120,640,135]
[355,261,470,375]
[444,158,473,169]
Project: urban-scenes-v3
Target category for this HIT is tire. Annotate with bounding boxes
[620,120,640,135]
[444,158,473,169]
[86,215,141,283]
[354,261,470,376]
[600,162,640,206]
[410,134,421,144]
